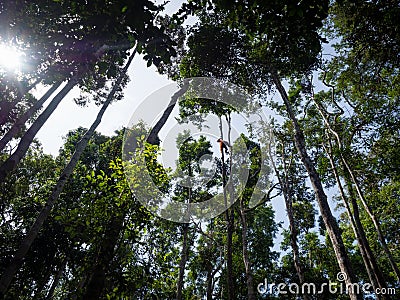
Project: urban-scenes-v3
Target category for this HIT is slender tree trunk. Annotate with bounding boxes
[206,267,213,300]
[271,72,362,300]
[0,79,76,182]
[225,208,234,300]
[0,82,62,152]
[0,51,135,296]
[146,79,190,145]
[238,202,256,300]
[341,156,400,283]
[312,97,388,295]
[0,77,41,126]
[218,116,235,300]
[82,213,125,300]
[177,161,193,300]
[46,258,67,300]
[313,92,399,283]
[324,141,388,299]
[269,141,310,300]
[176,223,190,300]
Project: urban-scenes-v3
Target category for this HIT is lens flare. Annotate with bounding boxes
[0,44,22,72]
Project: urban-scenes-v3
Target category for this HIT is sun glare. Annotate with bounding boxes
[0,44,22,72]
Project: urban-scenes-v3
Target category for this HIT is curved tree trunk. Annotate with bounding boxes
[313,93,399,283]
[146,79,190,145]
[312,95,388,295]
[0,82,62,152]
[0,79,76,182]
[271,72,362,300]
[0,51,135,296]
[324,140,388,299]
[341,156,400,283]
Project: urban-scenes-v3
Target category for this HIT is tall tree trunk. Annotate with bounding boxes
[146,79,190,145]
[225,207,234,300]
[0,77,41,126]
[204,230,220,300]
[238,202,256,300]
[82,213,125,300]
[312,96,388,295]
[176,223,190,300]
[206,267,213,300]
[46,258,67,300]
[271,72,362,300]
[269,141,310,300]
[341,156,400,283]
[324,140,388,299]
[313,93,399,283]
[0,51,135,296]
[0,79,76,182]
[218,116,235,300]
[0,82,62,152]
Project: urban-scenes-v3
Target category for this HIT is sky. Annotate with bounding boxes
[35,54,172,155]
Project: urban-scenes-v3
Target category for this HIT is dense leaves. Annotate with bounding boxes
[1,0,400,299]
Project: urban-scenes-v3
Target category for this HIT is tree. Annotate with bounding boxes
[0,0,177,182]
[0,50,135,296]
[172,132,214,299]
[175,2,362,298]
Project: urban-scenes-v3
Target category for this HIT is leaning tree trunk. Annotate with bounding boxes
[0,79,76,182]
[0,82,62,152]
[271,72,362,300]
[324,140,388,299]
[314,95,399,283]
[341,155,400,283]
[0,51,136,296]
[312,97,388,295]
[146,79,190,145]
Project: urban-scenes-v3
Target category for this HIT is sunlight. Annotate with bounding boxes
[0,44,22,72]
